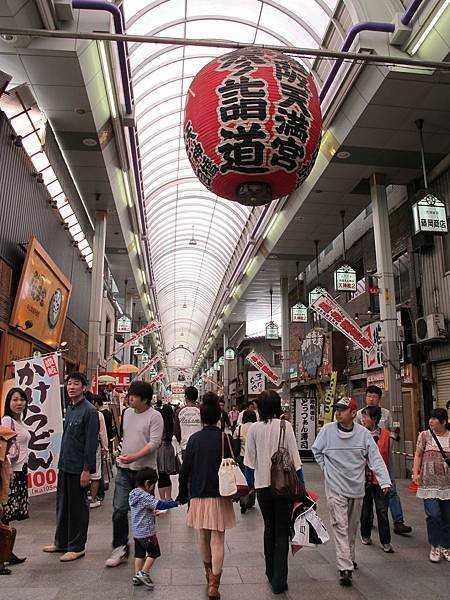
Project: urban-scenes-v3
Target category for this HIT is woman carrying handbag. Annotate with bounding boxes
[412,408,450,563]
[178,392,235,600]
[1,387,31,568]
[244,390,304,595]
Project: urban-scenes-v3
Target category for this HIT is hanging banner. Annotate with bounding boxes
[116,314,132,333]
[136,354,160,378]
[171,383,185,395]
[149,371,165,384]
[246,350,281,386]
[13,353,63,496]
[334,264,357,292]
[412,191,448,234]
[248,371,265,395]
[291,303,308,322]
[91,369,98,395]
[310,293,373,353]
[107,321,161,360]
[294,395,316,451]
[322,371,337,425]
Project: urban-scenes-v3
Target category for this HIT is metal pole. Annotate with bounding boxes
[123,292,133,365]
[0,26,450,70]
[370,173,405,477]
[280,277,290,408]
[223,331,229,409]
[415,118,429,189]
[87,210,107,384]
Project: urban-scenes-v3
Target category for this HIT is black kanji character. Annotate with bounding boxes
[33,363,45,376]
[271,136,305,170]
[275,107,309,142]
[279,82,311,114]
[218,77,267,122]
[274,58,308,85]
[218,123,268,173]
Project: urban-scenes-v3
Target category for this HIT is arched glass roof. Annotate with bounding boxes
[123,0,340,376]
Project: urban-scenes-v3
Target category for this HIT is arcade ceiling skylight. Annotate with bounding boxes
[123,0,340,375]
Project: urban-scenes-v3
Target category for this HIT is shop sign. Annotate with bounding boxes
[301,328,325,379]
[362,316,403,371]
[171,383,185,395]
[225,347,235,360]
[291,302,308,322]
[10,237,72,348]
[294,395,316,451]
[322,371,337,425]
[265,321,279,339]
[136,354,160,377]
[412,191,448,234]
[334,264,357,292]
[246,349,281,385]
[219,356,225,366]
[310,293,373,353]
[107,321,161,360]
[133,343,144,355]
[248,370,265,394]
[213,361,220,371]
[14,353,62,496]
[117,314,132,333]
[289,365,298,380]
[308,286,326,307]
[99,372,131,387]
[149,372,165,384]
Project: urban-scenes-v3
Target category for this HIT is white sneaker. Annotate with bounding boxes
[105,545,127,567]
[429,546,441,563]
[361,537,372,545]
[89,500,101,509]
[441,548,450,562]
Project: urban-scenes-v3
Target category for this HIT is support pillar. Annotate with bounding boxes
[87,211,107,385]
[223,331,229,409]
[280,277,290,407]
[370,173,405,476]
[123,293,134,365]
[213,348,218,390]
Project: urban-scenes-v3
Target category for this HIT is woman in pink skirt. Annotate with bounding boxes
[178,392,235,600]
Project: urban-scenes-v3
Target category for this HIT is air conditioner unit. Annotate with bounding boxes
[415,314,447,343]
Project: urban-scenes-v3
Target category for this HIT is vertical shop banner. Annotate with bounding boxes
[14,353,63,496]
[295,396,316,451]
[248,371,265,395]
[322,371,337,425]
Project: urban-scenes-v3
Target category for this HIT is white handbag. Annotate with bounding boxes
[291,504,330,548]
[218,433,249,499]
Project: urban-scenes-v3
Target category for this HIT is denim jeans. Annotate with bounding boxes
[361,484,391,545]
[388,480,404,524]
[423,498,450,549]
[112,467,137,548]
[256,487,293,593]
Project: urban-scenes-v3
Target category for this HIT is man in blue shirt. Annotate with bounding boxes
[43,372,99,562]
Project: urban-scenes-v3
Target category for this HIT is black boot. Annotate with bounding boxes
[9,553,27,565]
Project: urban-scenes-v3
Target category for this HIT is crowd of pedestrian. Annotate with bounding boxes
[0,377,449,598]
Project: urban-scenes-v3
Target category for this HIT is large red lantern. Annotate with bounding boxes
[184,47,322,206]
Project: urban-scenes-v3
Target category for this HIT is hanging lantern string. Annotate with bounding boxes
[296,261,300,303]
[415,118,428,190]
[340,210,346,262]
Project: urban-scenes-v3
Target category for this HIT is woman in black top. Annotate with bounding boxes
[157,403,176,499]
[178,392,235,600]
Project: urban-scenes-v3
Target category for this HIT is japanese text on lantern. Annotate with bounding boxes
[185,120,219,187]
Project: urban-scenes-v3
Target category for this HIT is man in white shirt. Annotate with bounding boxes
[105,380,163,568]
[174,386,201,457]
[355,385,412,536]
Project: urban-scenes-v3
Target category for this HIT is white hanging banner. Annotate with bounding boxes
[13,353,63,496]
[294,395,316,451]
[246,349,281,386]
[310,293,373,353]
[334,264,357,292]
[107,321,161,360]
[248,371,265,394]
[136,353,160,378]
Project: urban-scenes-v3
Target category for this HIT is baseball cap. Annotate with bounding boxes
[333,397,358,412]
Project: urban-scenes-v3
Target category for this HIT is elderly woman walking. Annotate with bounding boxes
[178,392,235,600]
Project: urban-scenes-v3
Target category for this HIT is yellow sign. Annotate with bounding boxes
[323,371,337,424]
[10,238,72,348]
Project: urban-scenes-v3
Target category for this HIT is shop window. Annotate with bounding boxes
[393,253,410,304]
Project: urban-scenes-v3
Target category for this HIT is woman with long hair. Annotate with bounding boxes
[244,390,303,595]
[156,403,177,499]
[1,387,31,565]
[178,392,235,600]
[413,408,450,562]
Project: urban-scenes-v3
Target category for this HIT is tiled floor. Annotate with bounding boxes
[2,463,449,599]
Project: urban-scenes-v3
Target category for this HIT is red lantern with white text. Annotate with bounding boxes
[184,47,322,206]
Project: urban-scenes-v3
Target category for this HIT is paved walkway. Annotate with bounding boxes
[2,463,449,600]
